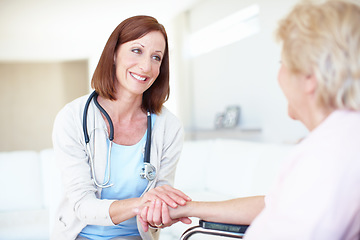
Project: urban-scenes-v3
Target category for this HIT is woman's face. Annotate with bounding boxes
[277,62,306,121]
[114,31,166,97]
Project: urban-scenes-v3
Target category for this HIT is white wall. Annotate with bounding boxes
[0,0,201,151]
[0,0,198,62]
[175,0,308,144]
[0,61,89,151]
[0,0,309,149]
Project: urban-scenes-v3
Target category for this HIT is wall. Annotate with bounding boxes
[0,0,311,148]
[175,0,308,143]
[0,60,89,151]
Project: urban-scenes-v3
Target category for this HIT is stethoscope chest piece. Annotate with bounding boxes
[140,163,156,181]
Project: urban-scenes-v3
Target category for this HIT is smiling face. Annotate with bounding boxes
[114,31,166,97]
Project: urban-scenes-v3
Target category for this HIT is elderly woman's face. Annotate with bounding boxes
[277,62,307,121]
[114,31,166,96]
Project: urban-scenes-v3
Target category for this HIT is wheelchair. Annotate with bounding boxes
[180,220,249,240]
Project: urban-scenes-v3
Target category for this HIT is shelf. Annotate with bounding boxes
[185,127,262,141]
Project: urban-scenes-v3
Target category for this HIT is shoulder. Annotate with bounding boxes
[55,94,91,122]
[59,94,90,116]
[155,107,183,129]
[284,110,360,184]
[156,107,181,123]
[303,110,360,152]
[152,107,184,143]
[53,93,92,135]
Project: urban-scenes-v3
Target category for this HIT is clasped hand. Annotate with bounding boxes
[135,185,192,232]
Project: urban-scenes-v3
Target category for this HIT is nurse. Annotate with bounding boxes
[52,15,191,240]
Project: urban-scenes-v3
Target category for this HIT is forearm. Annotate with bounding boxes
[170,196,265,225]
[110,198,141,225]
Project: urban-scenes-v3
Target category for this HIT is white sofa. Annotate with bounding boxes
[0,149,61,240]
[0,139,294,240]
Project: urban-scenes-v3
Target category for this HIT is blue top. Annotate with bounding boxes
[79,114,156,239]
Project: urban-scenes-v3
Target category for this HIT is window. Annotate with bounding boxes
[186,4,260,57]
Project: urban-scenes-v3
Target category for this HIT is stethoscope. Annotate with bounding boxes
[82,91,156,188]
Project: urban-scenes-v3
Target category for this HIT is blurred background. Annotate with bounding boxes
[0,0,309,239]
[0,0,307,151]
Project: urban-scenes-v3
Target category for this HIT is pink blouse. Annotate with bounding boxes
[245,110,360,240]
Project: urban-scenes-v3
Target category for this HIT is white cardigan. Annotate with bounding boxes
[51,94,184,240]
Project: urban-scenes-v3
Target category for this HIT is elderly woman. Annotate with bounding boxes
[138,0,360,239]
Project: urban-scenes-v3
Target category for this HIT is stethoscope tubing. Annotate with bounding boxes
[86,141,113,188]
[145,111,151,164]
[83,91,154,188]
[83,91,114,143]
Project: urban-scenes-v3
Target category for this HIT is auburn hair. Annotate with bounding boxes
[91,15,170,114]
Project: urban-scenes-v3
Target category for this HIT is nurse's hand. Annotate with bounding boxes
[136,199,192,232]
[139,185,191,209]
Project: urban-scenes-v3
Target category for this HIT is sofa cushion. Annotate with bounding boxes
[206,139,293,198]
[174,140,214,192]
[0,151,44,211]
[0,209,49,240]
[39,148,61,209]
[205,139,262,197]
[39,148,63,232]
